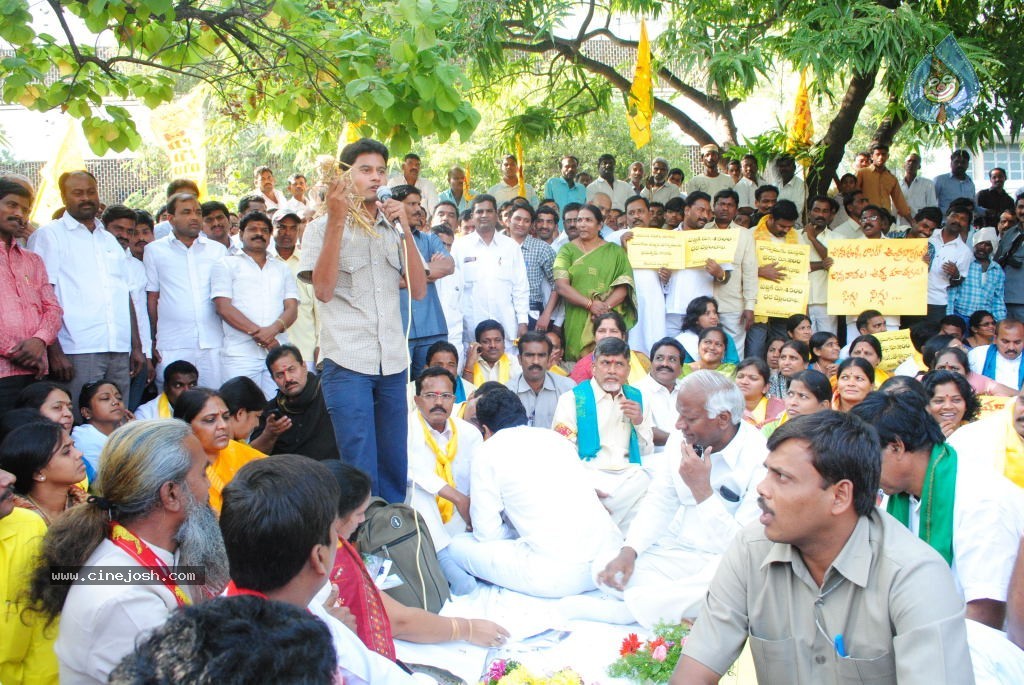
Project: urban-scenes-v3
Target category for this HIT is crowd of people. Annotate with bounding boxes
[2,136,1024,684]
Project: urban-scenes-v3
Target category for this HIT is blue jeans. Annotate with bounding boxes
[320,360,408,503]
[408,334,448,382]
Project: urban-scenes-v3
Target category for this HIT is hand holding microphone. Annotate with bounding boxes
[375,186,409,232]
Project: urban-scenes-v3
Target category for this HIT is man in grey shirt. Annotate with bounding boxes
[505,331,574,429]
[674,411,973,685]
[997,194,1024,321]
[299,138,427,503]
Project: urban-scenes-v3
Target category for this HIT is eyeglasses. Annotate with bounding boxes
[421,392,455,402]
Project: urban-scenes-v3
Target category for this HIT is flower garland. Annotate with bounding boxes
[482,659,583,685]
[607,622,692,683]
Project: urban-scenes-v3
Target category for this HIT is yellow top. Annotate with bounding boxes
[1,508,58,685]
[208,440,266,513]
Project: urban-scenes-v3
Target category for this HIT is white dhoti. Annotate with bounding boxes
[156,347,222,391]
[629,269,666,356]
[586,466,651,536]
[591,541,721,629]
[446,535,598,599]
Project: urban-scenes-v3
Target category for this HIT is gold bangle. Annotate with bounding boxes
[450,618,457,641]
[468,619,474,643]
[275,318,286,332]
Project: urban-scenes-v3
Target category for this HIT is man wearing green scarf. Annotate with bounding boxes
[853,391,1021,630]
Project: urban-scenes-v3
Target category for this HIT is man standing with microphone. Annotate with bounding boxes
[299,138,426,503]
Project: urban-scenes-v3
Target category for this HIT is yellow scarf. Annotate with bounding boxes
[418,412,459,523]
[750,396,768,424]
[753,215,800,245]
[472,354,511,385]
[1002,403,1024,488]
[549,365,569,377]
[157,393,172,418]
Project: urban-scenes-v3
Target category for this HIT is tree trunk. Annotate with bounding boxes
[807,69,878,198]
[872,102,909,148]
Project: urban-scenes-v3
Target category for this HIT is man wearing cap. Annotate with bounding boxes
[686,145,734,198]
[947,226,1007,323]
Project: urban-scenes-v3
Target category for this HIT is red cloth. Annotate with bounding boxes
[0,241,62,378]
[331,540,396,660]
[569,353,595,384]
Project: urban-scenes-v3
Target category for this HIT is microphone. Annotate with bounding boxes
[375,185,402,232]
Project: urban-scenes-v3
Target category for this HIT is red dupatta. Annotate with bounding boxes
[330,539,396,660]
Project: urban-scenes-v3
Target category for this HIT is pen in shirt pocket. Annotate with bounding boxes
[834,634,847,658]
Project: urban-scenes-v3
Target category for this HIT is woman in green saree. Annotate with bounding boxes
[553,204,637,361]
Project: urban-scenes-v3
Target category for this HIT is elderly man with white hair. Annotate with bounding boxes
[947,225,1007,323]
[578,370,767,628]
[29,420,229,685]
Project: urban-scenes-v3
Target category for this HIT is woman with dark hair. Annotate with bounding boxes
[734,357,784,428]
[767,340,808,399]
[70,379,130,481]
[833,357,875,412]
[965,310,996,349]
[219,376,267,443]
[173,388,264,512]
[682,327,735,378]
[16,382,74,434]
[0,420,87,524]
[569,311,650,384]
[931,346,1016,397]
[808,331,840,378]
[921,370,980,437]
[554,203,637,361]
[849,334,890,386]
[785,314,813,343]
[762,369,832,437]
[675,296,739,365]
[323,460,508,659]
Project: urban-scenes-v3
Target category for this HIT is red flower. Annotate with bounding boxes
[620,633,642,656]
[647,636,667,652]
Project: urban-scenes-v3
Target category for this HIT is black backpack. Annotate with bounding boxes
[355,497,451,613]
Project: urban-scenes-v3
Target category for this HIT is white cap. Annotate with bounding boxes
[972,226,997,248]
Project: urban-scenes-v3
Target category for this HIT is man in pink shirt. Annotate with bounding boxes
[0,178,62,415]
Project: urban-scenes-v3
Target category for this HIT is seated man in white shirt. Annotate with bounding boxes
[462,319,521,385]
[133,360,198,420]
[969,318,1024,391]
[552,337,654,534]
[591,370,767,629]
[447,388,622,598]
[505,331,575,429]
[407,367,482,595]
[851,391,1022,630]
[633,337,684,453]
[32,420,230,685]
[219,455,414,685]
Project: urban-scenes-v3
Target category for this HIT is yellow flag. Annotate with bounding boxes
[30,119,86,224]
[464,162,474,201]
[515,137,526,199]
[151,89,208,198]
[786,69,814,154]
[627,19,654,149]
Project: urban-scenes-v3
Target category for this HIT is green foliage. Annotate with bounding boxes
[0,0,481,155]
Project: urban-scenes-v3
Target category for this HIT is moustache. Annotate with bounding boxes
[657,366,673,374]
[757,496,773,515]
[528,364,544,372]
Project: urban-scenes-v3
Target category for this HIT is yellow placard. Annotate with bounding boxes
[978,395,1012,418]
[626,227,687,269]
[755,279,810,318]
[826,239,928,315]
[754,242,811,317]
[151,89,208,198]
[683,228,739,268]
[871,328,913,373]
